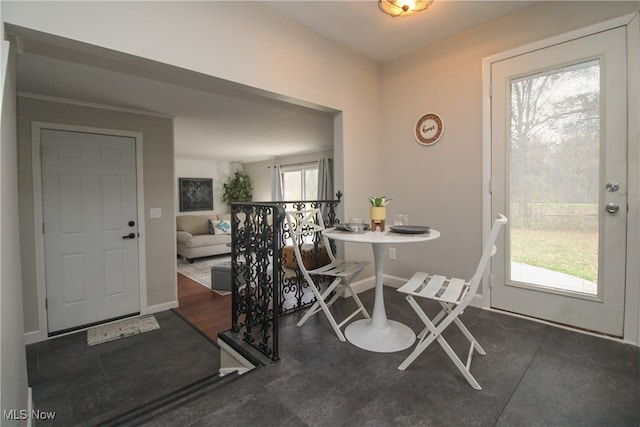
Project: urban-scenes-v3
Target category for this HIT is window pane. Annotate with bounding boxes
[282,170,302,200]
[509,59,599,295]
[304,169,318,200]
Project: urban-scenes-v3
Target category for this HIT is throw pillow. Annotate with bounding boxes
[208,219,216,234]
[215,219,231,235]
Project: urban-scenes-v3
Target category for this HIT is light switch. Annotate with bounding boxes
[150,208,162,219]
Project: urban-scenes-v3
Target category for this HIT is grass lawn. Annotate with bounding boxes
[510,227,598,282]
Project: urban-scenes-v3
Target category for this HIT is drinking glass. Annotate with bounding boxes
[345,218,365,232]
[393,214,409,226]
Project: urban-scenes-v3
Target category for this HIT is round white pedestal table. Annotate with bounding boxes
[322,227,440,353]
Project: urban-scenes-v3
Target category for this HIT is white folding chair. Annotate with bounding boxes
[397,214,508,390]
[285,209,370,341]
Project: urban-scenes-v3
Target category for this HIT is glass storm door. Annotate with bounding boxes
[490,27,627,337]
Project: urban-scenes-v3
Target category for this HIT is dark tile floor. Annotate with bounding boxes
[26,310,220,426]
[27,287,640,426]
[147,287,639,427]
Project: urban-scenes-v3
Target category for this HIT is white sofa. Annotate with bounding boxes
[176,214,232,262]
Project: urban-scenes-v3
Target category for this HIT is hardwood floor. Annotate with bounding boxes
[175,273,232,343]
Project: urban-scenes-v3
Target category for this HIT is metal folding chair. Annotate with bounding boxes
[397,214,508,390]
[285,209,370,341]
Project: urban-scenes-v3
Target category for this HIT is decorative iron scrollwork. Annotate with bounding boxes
[230,195,342,362]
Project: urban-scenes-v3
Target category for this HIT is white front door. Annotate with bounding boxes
[41,129,140,333]
[490,27,628,337]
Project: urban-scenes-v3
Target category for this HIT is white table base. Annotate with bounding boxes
[322,228,440,353]
[345,318,416,353]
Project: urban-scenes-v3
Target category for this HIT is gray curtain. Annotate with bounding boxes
[271,164,283,201]
[317,158,333,200]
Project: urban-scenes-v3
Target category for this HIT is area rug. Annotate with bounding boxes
[177,255,232,295]
[87,315,160,346]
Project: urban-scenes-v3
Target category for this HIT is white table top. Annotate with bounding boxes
[323,227,440,244]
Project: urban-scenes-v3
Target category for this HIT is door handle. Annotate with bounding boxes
[122,232,136,239]
[605,203,620,214]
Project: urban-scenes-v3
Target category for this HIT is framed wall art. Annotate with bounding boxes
[415,113,444,146]
[179,178,213,212]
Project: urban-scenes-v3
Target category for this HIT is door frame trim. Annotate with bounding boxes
[481,12,640,344]
[28,122,147,343]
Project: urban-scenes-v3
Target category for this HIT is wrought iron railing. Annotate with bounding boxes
[275,193,342,315]
[230,202,284,362]
[229,194,342,361]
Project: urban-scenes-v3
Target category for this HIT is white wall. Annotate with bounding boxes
[1,1,382,229]
[1,0,381,342]
[2,1,638,360]
[381,1,640,280]
[174,157,240,216]
[379,2,640,342]
[2,0,380,320]
[1,40,29,422]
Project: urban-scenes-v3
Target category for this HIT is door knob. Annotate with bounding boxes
[605,203,620,214]
[122,233,136,239]
[606,182,620,192]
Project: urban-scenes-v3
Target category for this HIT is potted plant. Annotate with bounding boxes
[369,196,391,230]
[222,170,253,204]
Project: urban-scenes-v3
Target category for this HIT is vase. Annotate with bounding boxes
[370,206,386,221]
[370,207,386,231]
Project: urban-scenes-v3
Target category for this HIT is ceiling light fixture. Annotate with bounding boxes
[378,0,433,17]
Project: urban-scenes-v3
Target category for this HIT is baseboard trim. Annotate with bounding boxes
[24,329,47,345]
[144,300,179,314]
[27,387,33,427]
[345,273,409,297]
[381,274,408,289]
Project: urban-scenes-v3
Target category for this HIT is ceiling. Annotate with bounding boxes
[263,1,538,63]
[12,1,539,163]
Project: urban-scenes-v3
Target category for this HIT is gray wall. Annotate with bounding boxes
[17,97,176,334]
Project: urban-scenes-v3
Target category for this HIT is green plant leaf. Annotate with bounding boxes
[368,196,392,207]
[223,170,253,203]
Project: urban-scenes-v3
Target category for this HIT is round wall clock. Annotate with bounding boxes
[415,113,444,146]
